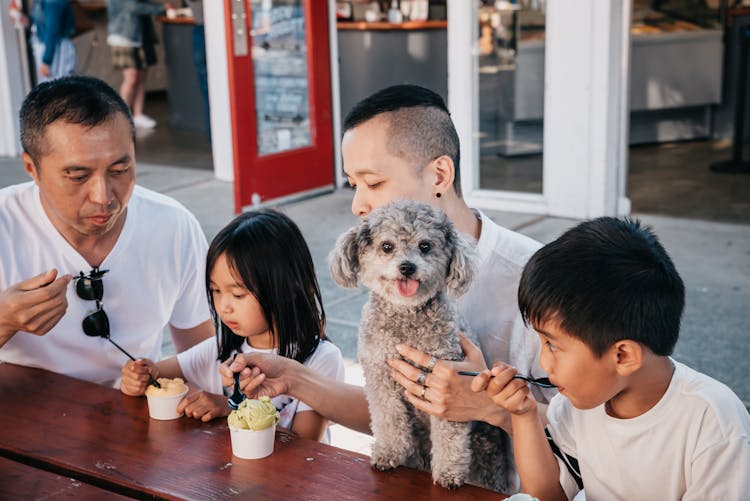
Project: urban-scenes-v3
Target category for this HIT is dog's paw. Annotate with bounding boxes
[370,455,400,472]
[433,470,466,490]
[370,446,404,472]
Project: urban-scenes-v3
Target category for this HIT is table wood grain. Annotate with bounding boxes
[0,363,504,500]
[0,456,134,500]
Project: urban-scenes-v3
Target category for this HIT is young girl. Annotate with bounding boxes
[121,209,345,442]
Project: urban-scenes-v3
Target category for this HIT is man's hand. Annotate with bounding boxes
[178,391,230,422]
[472,363,537,417]
[219,352,297,400]
[0,269,72,347]
[39,63,50,77]
[121,358,158,396]
[388,333,511,428]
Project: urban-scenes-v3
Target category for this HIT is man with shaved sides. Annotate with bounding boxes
[222,85,554,493]
[0,76,213,387]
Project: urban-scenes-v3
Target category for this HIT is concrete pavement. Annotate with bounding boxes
[2,156,748,452]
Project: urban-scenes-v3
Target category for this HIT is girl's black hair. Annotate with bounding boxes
[206,209,327,363]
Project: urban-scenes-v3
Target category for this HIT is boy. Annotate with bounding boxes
[472,217,750,500]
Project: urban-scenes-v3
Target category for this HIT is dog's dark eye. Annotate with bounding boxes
[381,242,394,254]
[418,241,431,254]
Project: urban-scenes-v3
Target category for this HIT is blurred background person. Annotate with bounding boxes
[106,0,166,129]
[9,0,76,83]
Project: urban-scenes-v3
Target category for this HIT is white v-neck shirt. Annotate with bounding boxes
[0,183,210,387]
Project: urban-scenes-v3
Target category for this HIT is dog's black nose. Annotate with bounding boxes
[399,261,416,277]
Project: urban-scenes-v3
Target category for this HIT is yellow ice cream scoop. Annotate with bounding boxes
[145,378,187,397]
[228,396,280,431]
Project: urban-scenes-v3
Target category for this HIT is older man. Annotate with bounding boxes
[0,76,213,387]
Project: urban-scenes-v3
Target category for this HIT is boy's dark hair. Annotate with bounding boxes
[206,209,327,364]
[518,217,685,357]
[343,84,463,197]
[20,75,134,164]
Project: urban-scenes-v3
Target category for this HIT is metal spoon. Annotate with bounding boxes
[457,370,557,389]
[227,371,246,410]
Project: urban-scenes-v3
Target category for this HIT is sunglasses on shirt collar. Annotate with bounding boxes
[75,267,161,388]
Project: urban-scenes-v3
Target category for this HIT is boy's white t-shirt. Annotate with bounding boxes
[176,337,345,442]
[546,360,750,500]
[0,183,210,387]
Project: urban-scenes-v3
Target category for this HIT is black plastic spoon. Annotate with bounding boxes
[457,371,556,389]
[228,371,246,410]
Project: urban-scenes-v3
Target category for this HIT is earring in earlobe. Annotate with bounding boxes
[435,192,442,198]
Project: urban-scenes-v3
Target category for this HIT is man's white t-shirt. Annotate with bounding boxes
[460,211,552,401]
[0,183,211,387]
[177,337,345,442]
[546,360,750,500]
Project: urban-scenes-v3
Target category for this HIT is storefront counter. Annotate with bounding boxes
[337,21,448,124]
[483,22,723,155]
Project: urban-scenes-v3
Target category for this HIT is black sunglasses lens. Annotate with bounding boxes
[83,309,109,338]
[76,277,103,301]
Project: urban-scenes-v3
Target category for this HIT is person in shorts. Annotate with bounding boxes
[106,0,165,129]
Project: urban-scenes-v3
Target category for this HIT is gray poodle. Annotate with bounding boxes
[329,199,512,492]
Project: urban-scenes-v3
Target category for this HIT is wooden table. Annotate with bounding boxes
[0,456,133,500]
[0,363,504,500]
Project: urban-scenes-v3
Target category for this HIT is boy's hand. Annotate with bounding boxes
[177,391,229,422]
[472,363,537,416]
[121,359,157,396]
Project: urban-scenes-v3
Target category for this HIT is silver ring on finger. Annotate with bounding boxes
[420,386,427,399]
[416,371,427,386]
[426,355,437,372]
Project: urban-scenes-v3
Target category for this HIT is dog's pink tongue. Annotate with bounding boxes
[397,278,420,297]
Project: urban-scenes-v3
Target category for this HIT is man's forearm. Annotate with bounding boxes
[289,368,371,435]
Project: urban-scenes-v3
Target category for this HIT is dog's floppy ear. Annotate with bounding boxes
[446,226,476,298]
[328,224,367,288]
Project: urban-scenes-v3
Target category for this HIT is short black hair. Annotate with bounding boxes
[518,217,685,357]
[343,84,462,196]
[206,209,327,364]
[20,75,134,163]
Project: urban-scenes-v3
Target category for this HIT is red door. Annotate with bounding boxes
[224,0,334,212]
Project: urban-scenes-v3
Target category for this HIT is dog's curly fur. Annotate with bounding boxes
[329,200,513,492]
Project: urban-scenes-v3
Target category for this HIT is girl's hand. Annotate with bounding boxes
[177,391,229,422]
[479,363,537,417]
[121,359,157,396]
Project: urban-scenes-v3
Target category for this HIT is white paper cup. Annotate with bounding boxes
[145,386,189,420]
[229,424,276,459]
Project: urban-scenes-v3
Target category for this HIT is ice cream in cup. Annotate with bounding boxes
[145,378,189,420]
[227,396,280,459]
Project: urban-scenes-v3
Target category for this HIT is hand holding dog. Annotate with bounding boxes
[471,363,538,417]
[389,333,513,430]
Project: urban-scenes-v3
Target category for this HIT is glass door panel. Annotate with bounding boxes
[477,0,545,194]
[250,0,312,156]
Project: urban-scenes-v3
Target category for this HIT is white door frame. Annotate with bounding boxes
[0,9,31,157]
[449,0,631,218]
